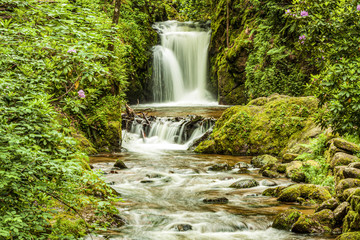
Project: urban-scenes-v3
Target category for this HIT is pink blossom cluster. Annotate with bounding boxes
[67,49,77,53]
[78,90,86,98]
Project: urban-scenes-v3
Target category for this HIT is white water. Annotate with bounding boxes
[152,21,215,104]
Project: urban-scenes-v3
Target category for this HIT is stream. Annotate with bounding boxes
[88,105,335,240]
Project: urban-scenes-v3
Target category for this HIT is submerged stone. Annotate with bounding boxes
[230,179,259,188]
[272,209,302,230]
[208,163,232,171]
[114,159,128,169]
[173,224,193,231]
[203,197,229,204]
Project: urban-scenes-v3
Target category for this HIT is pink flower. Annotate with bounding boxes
[300,11,309,17]
[285,9,291,14]
[357,5,360,11]
[67,49,77,53]
[78,90,86,98]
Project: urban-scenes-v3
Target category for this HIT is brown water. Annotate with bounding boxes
[87,106,335,240]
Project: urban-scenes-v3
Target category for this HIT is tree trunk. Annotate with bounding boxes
[226,0,229,48]
[108,0,122,51]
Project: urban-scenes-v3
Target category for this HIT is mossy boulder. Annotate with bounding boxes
[343,211,360,232]
[343,188,360,202]
[332,138,360,154]
[262,186,287,197]
[278,184,332,203]
[286,161,305,183]
[251,155,279,168]
[208,163,232,171]
[114,160,128,169]
[262,170,280,178]
[95,121,122,152]
[292,209,334,233]
[316,198,339,212]
[331,152,359,169]
[230,179,259,188]
[336,232,360,240]
[336,179,360,198]
[343,168,360,179]
[276,164,287,173]
[272,209,302,230]
[195,96,319,155]
[282,153,299,163]
[334,202,350,225]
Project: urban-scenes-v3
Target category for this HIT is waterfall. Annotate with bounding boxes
[152,21,214,104]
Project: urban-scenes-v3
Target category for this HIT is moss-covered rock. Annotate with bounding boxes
[332,138,360,154]
[315,198,339,212]
[262,170,280,178]
[343,168,360,179]
[343,211,360,232]
[272,209,302,230]
[336,179,360,198]
[334,202,350,225]
[286,161,305,183]
[291,209,334,233]
[278,184,332,203]
[70,128,97,155]
[230,179,259,188]
[251,155,279,168]
[276,164,287,173]
[336,232,360,240]
[195,96,319,155]
[262,186,287,197]
[331,152,359,169]
[282,153,299,163]
[95,121,122,152]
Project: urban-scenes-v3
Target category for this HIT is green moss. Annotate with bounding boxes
[49,214,87,239]
[343,211,360,232]
[272,209,302,230]
[336,232,360,240]
[195,95,318,155]
[278,184,331,203]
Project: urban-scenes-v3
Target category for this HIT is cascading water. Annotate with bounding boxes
[152,21,214,104]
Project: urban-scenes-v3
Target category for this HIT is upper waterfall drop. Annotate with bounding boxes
[152,21,215,105]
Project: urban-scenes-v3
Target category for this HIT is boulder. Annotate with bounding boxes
[114,159,128,169]
[272,209,302,230]
[278,184,332,203]
[237,168,250,174]
[336,179,360,197]
[262,186,287,197]
[331,152,359,169]
[208,163,232,171]
[336,232,360,240]
[334,202,350,225]
[304,160,321,168]
[343,168,360,179]
[291,209,334,233]
[332,138,360,153]
[203,197,229,204]
[262,170,280,178]
[286,161,305,182]
[343,210,360,232]
[173,224,193,231]
[349,162,360,169]
[261,179,277,186]
[251,155,279,168]
[335,166,347,182]
[235,162,250,169]
[282,153,299,163]
[343,188,360,202]
[276,164,287,173]
[315,198,339,212]
[230,179,259,188]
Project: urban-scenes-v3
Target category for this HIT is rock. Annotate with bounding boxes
[343,210,360,232]
[261,179,277,186]
[146,173,163,178]
[237,167,250,174]
[336,232,360,240]
[332,228,342,235]
[336,179,360,197]
[291,209,334,233]
[276,164,287,173]
[350,195,360,213]
[203,197,229,204]
[332,138,360,153]
[349,162,360,169]
[262,186,287,197]
[304,160,321,168]
[235,162,250,169]
[230,179,259,188]
[208,163,232,171]
[173,224,192,231]
[342,188,360,202]
[331,152,359,169]
[334,202,350,225]
[272,209,302,230]
[278,184,332,203]
[282,153,299,163]
[140,180,154,183]
[315,198,339,212]
[262,170,280,178]
[251,155,279,168]
[343,168,360,179]
[335,166,347,182]
[111,214,126,228]
[286,161,305,182]
[114,159,128,169]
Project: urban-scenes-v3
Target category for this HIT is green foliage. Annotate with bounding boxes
[174,0,211,21]
[297,134,335,192]
[289,0,360,135]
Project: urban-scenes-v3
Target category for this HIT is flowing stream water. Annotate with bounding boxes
[87,21,335,240]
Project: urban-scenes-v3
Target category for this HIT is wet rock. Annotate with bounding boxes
[114,159,128,169]
[272,209,302,230]
[282,153,299,163]
[278,184,332,203]
[235,162,250,169]
[342,188,360,202]
[89,164,94,169]
[237,167,250,174]
[146,173,163,178]
[349,162,360,169]
[111,214,126,228]
[261,179,277,186]
[208,163,232,171]
[173,224,193,231]
[335,166,347,182]
[109,170,118,174]
[291,209,334,234]
[203,197,229,204]
[332,138,360,153]
[251,155,279,168]
[334,202,350,225]
[315,198,339,212]
[331,152,359,169]
[304,160,320,168]
[262,186,287,197]
[336,179,360,197]
[286,161,305,183]
[343,167,360,179]
[230,179,259,188]
[108,181,116,186]
[140,180,154,183]
[262,170,279,178]
[336,232,360,240]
